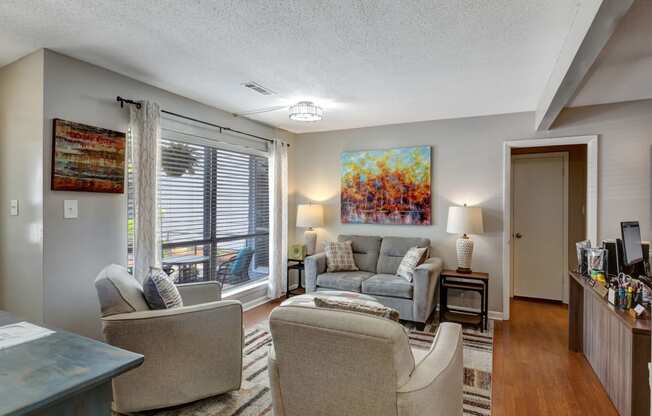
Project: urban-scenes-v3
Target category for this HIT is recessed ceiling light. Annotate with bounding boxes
[289,101,323,122]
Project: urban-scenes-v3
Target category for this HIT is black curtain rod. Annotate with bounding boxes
[116,96,284,146]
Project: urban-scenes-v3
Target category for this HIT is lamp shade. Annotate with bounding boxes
[447,206,484,235]
[296,204,324,228]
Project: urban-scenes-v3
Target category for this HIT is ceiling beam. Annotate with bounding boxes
[534,0,634,131]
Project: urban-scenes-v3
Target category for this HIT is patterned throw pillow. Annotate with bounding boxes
[396,246,428,282]
[313,296,400,321]
[142,268,184,310]
[324,240,359,272]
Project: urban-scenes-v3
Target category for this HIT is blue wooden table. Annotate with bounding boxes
[0,311,143,416]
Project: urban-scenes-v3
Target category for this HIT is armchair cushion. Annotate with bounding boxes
[362,274,414,299]
[142,268,183,310]
[94,264,149,317]
[316,271,374,292]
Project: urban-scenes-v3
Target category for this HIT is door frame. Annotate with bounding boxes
[511,152,569,302]
[502,135,598,320]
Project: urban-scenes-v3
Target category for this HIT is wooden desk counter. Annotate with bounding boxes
[568,271,650,416]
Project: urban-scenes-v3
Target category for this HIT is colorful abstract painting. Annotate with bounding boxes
[341,146,431,225]
[51,119,125,193]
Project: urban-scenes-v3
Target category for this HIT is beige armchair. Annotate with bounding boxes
[268,302,463,416]
[94,265,243,414]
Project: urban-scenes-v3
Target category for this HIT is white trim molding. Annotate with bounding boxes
[241,295,272,312]
[534,0,634,130]
[223,279,270,308]
[502,135,598,320]
[489,311,504,321]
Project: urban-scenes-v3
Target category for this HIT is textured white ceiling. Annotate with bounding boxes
[570,0,652,107]
[0,0,582,133]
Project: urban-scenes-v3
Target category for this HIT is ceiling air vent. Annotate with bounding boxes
[242,81,276,96]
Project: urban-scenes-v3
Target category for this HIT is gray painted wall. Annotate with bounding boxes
[41,50,294,338]
[2,48,649,330]
[292,100,652,313]
[0,50,45,323]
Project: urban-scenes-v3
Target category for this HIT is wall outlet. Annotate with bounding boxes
[10,200,19,216]
[64,200,78,219]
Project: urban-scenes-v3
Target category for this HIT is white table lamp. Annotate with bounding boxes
[297,203,324,255]
[447,205,484,273]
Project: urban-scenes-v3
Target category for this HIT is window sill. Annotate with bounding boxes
[222,278,269,299]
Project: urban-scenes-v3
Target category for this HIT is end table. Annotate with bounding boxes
[439,269,489,330]
[286,258,305,298]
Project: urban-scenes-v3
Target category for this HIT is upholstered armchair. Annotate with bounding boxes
[94,264,243,414]
[268,302,464,416]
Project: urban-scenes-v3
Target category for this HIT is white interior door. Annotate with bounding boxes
[512,153,568,301]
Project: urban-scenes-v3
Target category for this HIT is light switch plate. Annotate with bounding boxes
[10,200,19,216]
[64,200,78,219]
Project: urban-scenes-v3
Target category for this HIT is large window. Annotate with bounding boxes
[128,124,269,291]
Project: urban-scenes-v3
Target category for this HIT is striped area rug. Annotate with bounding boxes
[134,322,493,416]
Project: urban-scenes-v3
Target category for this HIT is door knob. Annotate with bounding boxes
[515,233,523,239]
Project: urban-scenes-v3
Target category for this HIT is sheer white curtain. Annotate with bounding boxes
[268,139,289,299]
[130,101,162,282]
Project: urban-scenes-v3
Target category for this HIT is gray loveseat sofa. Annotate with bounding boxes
[305,235,443,323]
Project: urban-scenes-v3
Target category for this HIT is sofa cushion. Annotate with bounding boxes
[338,235,382,273]
[316,271,374,292]
[362,274,414,299]
[94,264,150,317]
[377,237,430,275]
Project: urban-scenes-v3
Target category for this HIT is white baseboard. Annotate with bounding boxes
[489,311,504,321]
[241,296,271,312]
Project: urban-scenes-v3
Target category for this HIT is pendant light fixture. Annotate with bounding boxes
[289,101,323,122]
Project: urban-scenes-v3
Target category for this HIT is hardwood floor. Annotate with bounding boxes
[243,297,620,415]
[493,298,618,415]
[244,298,282,329]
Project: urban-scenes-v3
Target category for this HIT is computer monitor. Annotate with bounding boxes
[621,221,643,266]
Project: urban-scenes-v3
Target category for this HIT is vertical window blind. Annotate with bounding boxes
[127,125,270,289]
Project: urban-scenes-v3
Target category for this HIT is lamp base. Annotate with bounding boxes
[304,229,317,255]
[456,236,474,274]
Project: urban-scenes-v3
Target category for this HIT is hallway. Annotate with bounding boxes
[492,299,618,415]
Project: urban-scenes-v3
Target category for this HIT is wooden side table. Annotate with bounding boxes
[439,269,489,330]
